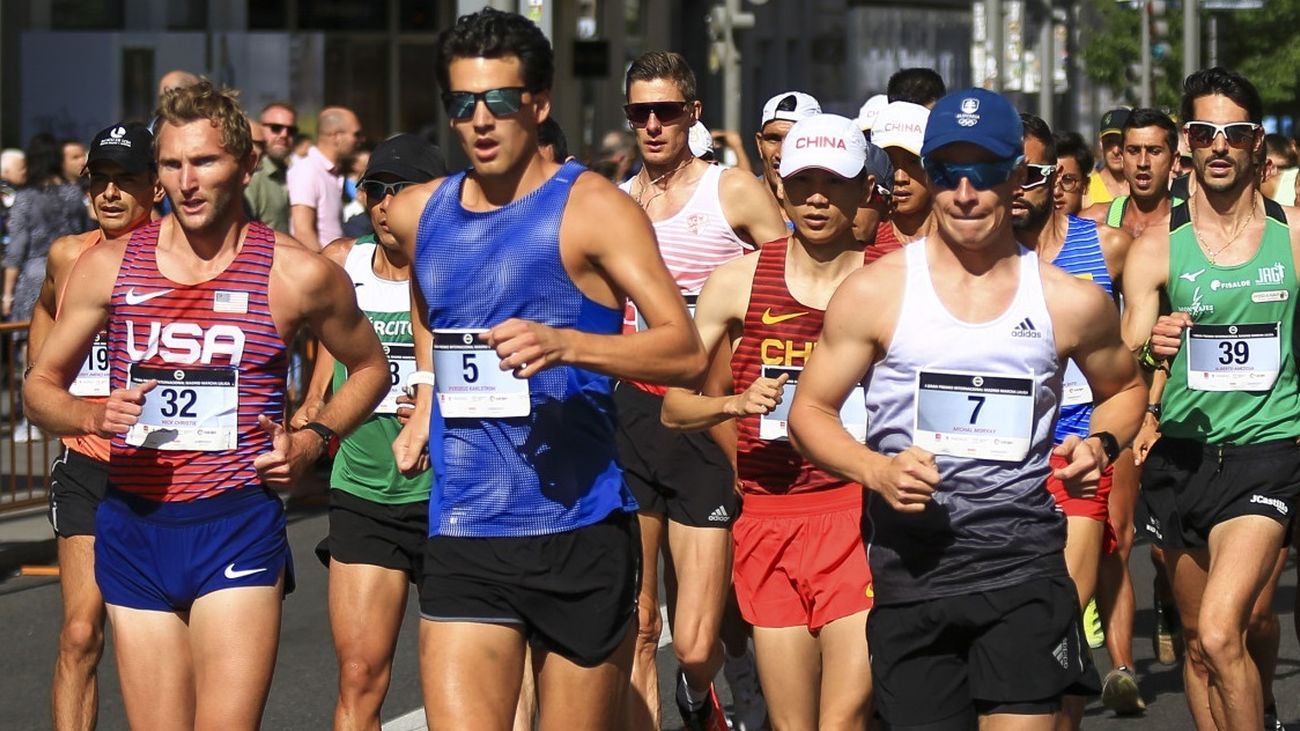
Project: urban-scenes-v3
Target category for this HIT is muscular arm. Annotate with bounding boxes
[287,238,354,428]
[28,234,84,364]
[1119,228,1170,354]
[23,245,119,435]
[661,257,754,430]
[719,167,788,247]
[1097,224,1133,293]
[290,205,321,250]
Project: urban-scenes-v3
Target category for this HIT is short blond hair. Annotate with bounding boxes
[155,80,252,161]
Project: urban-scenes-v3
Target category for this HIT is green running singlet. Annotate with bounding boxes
[1163,198,1300,444]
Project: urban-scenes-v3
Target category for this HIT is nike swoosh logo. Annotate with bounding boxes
[761,308,809,325]
[124,287,174,305]
[224,563,268,580]
[1180,269,1206,283]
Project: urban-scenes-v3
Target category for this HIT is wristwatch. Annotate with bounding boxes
[301,421,336,447]
[1145,403,1162,419]
[1087,431,1121,465]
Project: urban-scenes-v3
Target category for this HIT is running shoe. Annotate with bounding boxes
[722,649,769,731]
[1152,589,1182,666]
[1100,666,1146,715]
[1084,598,1105,649]
[677,675,729,731]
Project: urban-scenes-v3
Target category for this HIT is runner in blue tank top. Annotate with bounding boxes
[1011,113,1141,722]
[385,10,707,728]
[787,89,1146,730]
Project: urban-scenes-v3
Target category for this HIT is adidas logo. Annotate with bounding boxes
[1053,637,1070,669]
[708,505,730,523]
[1011,317,1042,338]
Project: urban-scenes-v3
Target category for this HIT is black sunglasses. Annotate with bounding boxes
[624,101,690,127]
[442,87,527,121]
[261,122,298,136]
[361,180,416,200]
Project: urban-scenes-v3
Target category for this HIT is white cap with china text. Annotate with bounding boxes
[778,114,867,179]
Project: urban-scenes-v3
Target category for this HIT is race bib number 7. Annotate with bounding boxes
[432,329,530,418]
[1186,322,1280,392]
[126,364,239,451]
[913,370,1034,462]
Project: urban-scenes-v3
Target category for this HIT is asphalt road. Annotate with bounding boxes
[3,499,1299,730]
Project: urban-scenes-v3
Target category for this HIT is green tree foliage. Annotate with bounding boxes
[1082,0,1300,114]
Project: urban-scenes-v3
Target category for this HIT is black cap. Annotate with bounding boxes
[362,133,446,183]
[86,123,154,174]
[1099,108,1132,139]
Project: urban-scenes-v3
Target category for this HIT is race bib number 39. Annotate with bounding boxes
[126,364,238,451]
[913,370,1034,462]
[69,332,110,397]
[433,329,530,418]
[1186,323,1281,392]
[759,365,867,442]
[376,342,416,414]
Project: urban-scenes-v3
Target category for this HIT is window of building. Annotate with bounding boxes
[52,0,125,30]
[168,0,208,30]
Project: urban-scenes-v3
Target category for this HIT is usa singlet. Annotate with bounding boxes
[732,239,866,495]
[863,240,1066,605]
[415,160,635,538]
[108,220,288,501]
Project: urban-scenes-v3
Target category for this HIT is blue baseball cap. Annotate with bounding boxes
[920,88,1023,161]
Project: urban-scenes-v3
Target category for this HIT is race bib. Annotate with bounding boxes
[69,332,109,397]
[759,365,867,442]
[375,342,416,415]
[1061,358,1092,407]
[633,293,698,332]
[913,369,1035,462]
[432,329,530,418]
[1186,323,1280,392]
[126,364,238,451]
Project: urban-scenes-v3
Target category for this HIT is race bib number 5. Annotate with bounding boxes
[913,370,1034,462]
[1186,323,1280,392]
[432,329,530,418]
[126,364,239,451]
[759,365,868,442]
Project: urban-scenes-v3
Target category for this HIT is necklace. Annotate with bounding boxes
[1190,190,1257,264]
[634,157,693,209]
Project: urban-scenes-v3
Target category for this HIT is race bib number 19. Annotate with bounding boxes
[433,329,530,418]
[913,370,1034,462]
[126,364,239,451]
[759,365,867,442]
[1186,323,1280,392]
[69,332,110,397]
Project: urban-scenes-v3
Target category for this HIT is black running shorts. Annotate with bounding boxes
[315,489,428,580]
[419,509,640,667]
[614,385,739,528]
[868,575,1099,729]
[48,447,109,538]
[1140,437,1300,549]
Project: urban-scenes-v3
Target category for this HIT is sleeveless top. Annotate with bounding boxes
[108,220,288,501]
[57,230,111,463]
[415,161,635,537]
[731,239,860,496]
[620,163,753,395]
[1088,173,1115,207]
[1162,197,1300,444]
[1106,194,1185,228]
[330,237,430,505]
[863,240,1066,605]
[866,220,903,264]
[1052,215,1114,443]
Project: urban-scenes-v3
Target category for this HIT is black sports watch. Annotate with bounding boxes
[1145,403,1162,419]
[301,421,336,448]
[1087,431,1121,465]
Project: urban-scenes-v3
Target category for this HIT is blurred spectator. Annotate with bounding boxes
[60,140,87,184]
[1053,131,1093,216]
[709,128,753,172]
[887,67,946,109]
[246,101,296,232]
[288,106,361,249]
[539,118,571,162]
[157,69,200,99]
[3,133,90,321]
[1262,132,1297,206]
[1,148,25,252]
[292,134,313,165]
[590,129,637,182]
[341,144,373,233]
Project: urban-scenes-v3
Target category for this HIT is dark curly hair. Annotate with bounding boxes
[435,8,553,94]
[1180,67,1262,125]
[24,132,64,189]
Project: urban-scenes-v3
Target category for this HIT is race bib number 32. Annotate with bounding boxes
[126,364,238,451]
[913,370,1034,462]
[433,329,530,419]
[1186,322,1280,392]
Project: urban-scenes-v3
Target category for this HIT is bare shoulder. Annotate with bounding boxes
[273,234,336,291]
[388,177,448,235]
[718,165,768,198]
[1079,202,1108,224]
[1280,204,1300,245]
[73,237,127,275]
[569,168,641,210]
[320,237,357,267]
[47,232,95,275]
[1042,261,1116,344]
[705,247,762,298]
[835,246,907,309]
[1127,224,1170,265]
[1097,220,1133,255]
[565,170,655,241]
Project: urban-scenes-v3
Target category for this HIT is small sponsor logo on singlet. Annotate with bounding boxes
[1210,278,1250,291]
[1250,494,1289,516]
[708,505,730,522]
[1252,290,1289,304]
[761,308,809,326]
[124,287,174,305]
[1179,268,1206,284]
[686,213,708,235]
[1181,287,1215,316]
[1258,263,1286,286]
[1011,317,1042,338]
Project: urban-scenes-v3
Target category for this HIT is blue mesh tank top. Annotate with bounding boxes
[1051,215,1113,443]
[414,160,636,537]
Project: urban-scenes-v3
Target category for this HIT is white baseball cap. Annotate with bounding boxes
[688,121,714,158]
[856,94,889,131]
[761,91,822,129]
[778,114,867,179]
[871,101,930,157]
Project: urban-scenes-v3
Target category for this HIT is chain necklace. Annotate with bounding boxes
[1190,190,1257,264]
[633,157,693,209]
